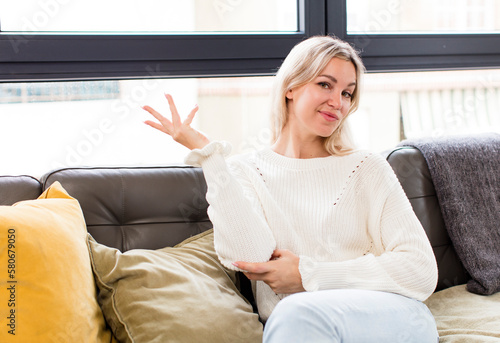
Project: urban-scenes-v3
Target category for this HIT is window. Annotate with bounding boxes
[0,77,274,176]
[346,0,500,34]
[1,1,499,176]
[0,0,323,81]
[0,0,297,33]
[0,0,325,175]
[356,69,500,152]
[329,0,500,71]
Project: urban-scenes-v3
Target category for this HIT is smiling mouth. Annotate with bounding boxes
[319,111,339,122]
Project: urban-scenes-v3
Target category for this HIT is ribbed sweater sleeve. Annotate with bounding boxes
[185,141,276,270]
[298,155,438,301]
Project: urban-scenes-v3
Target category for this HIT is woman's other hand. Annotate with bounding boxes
[233,249,306,294]
[143,93,210,150]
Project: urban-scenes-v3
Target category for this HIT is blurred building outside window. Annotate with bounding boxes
[1,69,499,176]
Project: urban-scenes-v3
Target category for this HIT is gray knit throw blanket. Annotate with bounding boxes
[399,133,500,295]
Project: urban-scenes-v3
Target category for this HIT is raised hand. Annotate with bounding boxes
[142,93,210,150]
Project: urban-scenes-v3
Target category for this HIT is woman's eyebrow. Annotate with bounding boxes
[319,74,356,87]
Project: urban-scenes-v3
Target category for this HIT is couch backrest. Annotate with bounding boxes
[386,146,470,291]
[40,166,212,252]
[0,175,42,206]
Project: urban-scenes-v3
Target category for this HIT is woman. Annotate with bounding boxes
[143,35,439,342]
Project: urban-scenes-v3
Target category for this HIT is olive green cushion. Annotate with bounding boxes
[87,229,263,343]
[424,284,500,342]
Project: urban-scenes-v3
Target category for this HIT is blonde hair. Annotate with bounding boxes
[270,35,365,155]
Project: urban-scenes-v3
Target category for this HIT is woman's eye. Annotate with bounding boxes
[318,82,330,89]
[342,91,353,99]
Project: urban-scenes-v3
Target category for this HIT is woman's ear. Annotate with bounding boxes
[286,89,293,100]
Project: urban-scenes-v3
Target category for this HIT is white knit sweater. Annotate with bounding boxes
[185,141,438,321]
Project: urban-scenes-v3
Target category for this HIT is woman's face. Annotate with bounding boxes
[285,57,357,141]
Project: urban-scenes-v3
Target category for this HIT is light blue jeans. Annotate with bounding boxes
[263,289,439,343]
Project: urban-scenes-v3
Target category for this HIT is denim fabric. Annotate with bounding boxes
[263,289,439,343]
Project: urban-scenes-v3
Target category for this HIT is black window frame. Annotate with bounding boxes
[0,0,325,82]
[327,0,500,71]
[1,0,500,82]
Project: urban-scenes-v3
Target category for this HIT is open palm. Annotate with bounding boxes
[143,93,210,150]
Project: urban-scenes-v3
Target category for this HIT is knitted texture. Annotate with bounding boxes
[400,133,500,295]
[186,142,438,320]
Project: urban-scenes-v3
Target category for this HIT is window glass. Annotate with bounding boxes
[356,69,500,150]
[347,0,500,34]
[0,0,298,33]
[2,70,499,176]
[0,77,274,176]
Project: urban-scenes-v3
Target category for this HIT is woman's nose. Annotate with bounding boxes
[327,91,342,109]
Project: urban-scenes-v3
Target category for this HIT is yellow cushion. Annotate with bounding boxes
[0,182,115,343]
[88,229,263,343]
